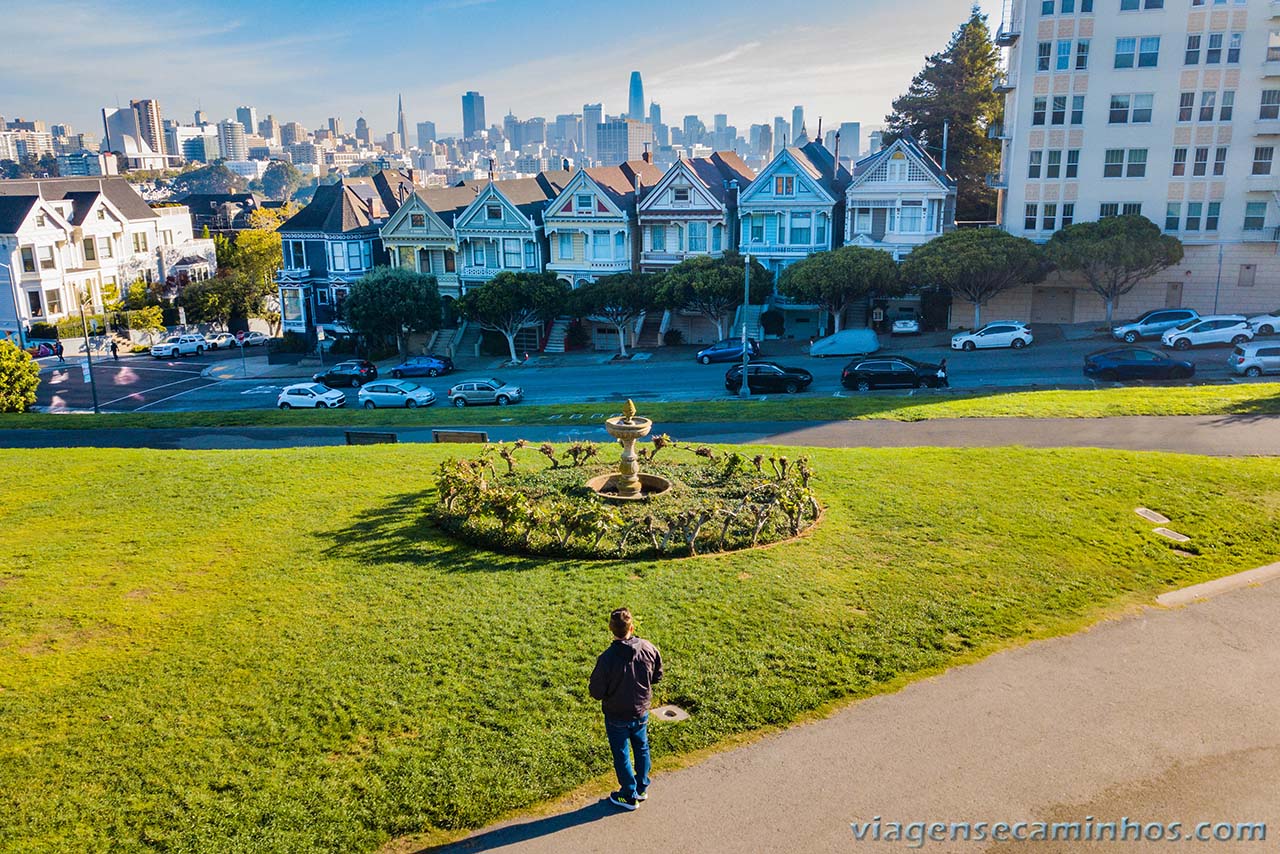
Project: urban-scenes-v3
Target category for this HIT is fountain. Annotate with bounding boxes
[586,399,672,502]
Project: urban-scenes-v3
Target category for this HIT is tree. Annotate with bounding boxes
[1043,215,1184,325]
[260,161,305,202]
[0,340,40,413]
[169,162,247,197]
[885,9,1002,221]
[569,274,658,357]
[655,252,773,340]
[900,228,1047,327]
[459,272,570,363]
[177,278,234,327]
[246,201,300,231]
[779,246,900,333]
[128,306,166,344]
[341,266,442,357]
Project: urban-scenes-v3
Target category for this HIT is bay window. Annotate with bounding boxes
[898,202,925,233]
[788,213,811,244]
[651,225,665,252]
[559,232,573,260]
[503,238,522,268]
[688,221,708,252]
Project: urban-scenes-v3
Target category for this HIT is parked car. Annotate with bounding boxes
[951,322,1033,351]
[1246,310,1280,336]
[313,360,378,388]
[1160,315,1252,350]
[448,377,523,407]
[891,318,921,335]
[1082,347,1195,381]
[696,337,760,364]
[808,328,881,358]
[724,362,814,394]
[357,379,436,408]
[1112,308,1200,343]
[241,331,270,347]
[841,356,944,391]
[204,332,238,350]
[276,383,346,409]
[150,334,206,358]
[390,354,454,378]
[26,341,57,357]
[1230,341,1280,377]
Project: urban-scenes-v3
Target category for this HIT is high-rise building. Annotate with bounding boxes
[991,0,1280,325]
[582,103,603,164]
[462,91,486,139]
[328,116,344,137]
[682,115,705,146]
[182,132,220,163]
[596,118,653,165]
[280,122,307,147]
[217,119,248,161]
[868,131,883,153]
[792,106,805,142]
[628,71,645,121]
[385,132,401,152]
[236,106,258,136]
[355,117,371,145]
[397,94,409,153]
[258,115,280,145]
[193,109,208,126]
[416,121,437,149]
[758,124,774,159]
[773,116,789,148]
[102,106,168,169]
[130,99,166,157]
[838,122,861,160]
[649,102,662,127]
[553,114,582,149]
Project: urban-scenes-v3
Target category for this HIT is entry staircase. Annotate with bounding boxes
[732,303,765,340]
[543,317,571,353]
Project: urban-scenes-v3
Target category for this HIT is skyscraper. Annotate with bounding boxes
[758,124,774,159]
[791,106,805,141]
[648,102,661,126]
[582,103,603,164]
[216,119,248,160]
[355,117,371,145]
[596,118,652,165]
[417,121,437,149]
[397,94,409,153]
[236,106,258,136]
[462,91,485,139]
[628,71,644,121]
[328,116,344,137]
[837,122,861,160]
[129,99,166,157]
[773,116,789,148]
[258,115,280,144]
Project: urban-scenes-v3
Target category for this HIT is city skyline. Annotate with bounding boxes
[0,0,1001,141]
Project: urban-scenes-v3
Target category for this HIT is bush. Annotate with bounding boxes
[269,332,311,354]
[760,309,785,337]
[662,328,685,346]
[28,322,57,340]
[564,322,590,350]
[56,315,106,340]
[0,340,41,412]
[479,330,510,357]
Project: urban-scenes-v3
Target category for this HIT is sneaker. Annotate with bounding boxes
[635,789,648,801]
[608,791,638,811]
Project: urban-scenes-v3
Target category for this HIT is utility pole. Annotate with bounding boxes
[941,120,950,172]
[1213,243,1224,314]
[739,254,751,399]
[78,292,101,414]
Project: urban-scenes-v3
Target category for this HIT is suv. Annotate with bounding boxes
[1112,309,1199,343]
[447,378,523,407]
[842,356,944,390]
[150,334,206,358]
[313,360,378,387]
[1160,315,1252,350]
[1230,341,1280,377]
[950,322,1032,351]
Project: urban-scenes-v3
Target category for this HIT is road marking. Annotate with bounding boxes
[569,414,582,420]
[548,414,563,420]
[132,380,221,412]
[241,385,282,395]
[99,375,209,408]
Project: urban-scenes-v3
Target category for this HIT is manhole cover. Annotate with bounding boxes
[1136,507,1171,525]
[1153,527,1191,543]
[651,704,689,722]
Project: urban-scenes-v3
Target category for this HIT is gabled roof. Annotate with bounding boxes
[0,176,158,224]
[0,196,37,234]
[581,160,665,214]
[279,182,382,235]
[792,141,852,195]
[850,135,956,189]
[417,184,485,226]
[454,170,573,227]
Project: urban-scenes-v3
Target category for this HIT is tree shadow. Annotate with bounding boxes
[420,800,619,852]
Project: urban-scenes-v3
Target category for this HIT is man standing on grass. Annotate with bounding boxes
[589,607,663,811]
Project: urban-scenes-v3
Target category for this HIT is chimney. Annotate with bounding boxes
[816,116,823,141]
[642,141,652,164]
[561,157,570,171]
[487,157,495,181]
[832,130,841,182]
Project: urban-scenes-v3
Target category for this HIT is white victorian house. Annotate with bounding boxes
[453,172,570,293]
[845,137,956,260]
[379,187,466,298]
[637,152,755,273]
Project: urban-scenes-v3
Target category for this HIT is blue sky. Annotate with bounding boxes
[0,0,1002,142]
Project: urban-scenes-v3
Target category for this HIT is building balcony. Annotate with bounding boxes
[1257,118,1280,135]
[1247,172,1279,190]
[1241,227,1279,243]
[985,173,1009,190]
[987,123,1011,141]
[1264,57,1280,76]
[740,243,823,257]
[992,74,1015,94]
[1271,0,1280,17]
[995,22,1021,47]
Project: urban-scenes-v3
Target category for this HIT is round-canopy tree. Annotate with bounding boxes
[1043,214,1184,326]
[900,228,1047,327]
[568,273,658,357]
[0,340,40,413]
[778,246,900,333]
[459,272,570,364]
[341,266,442,357]
[655,252,773,340]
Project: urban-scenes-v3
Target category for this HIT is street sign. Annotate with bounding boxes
[178,307,187,326]
[80,360,91,382]
[315,326,326,341]
[235,330,246,343]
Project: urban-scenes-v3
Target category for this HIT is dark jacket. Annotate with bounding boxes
[588,636,663,721]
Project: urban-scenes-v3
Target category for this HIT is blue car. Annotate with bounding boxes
[696,338,761,365]
[390,354,454,379]
[1082,347,1194,381]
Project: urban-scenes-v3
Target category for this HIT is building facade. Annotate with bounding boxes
[637,151,756,273]
[845,137,957,260]
[453,172,570,293]
[991,0,1279,325]
[596,119,653,166]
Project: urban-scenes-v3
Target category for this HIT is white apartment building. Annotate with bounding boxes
[991,0,1279,324]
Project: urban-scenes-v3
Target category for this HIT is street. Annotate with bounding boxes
[32,331,1259,414]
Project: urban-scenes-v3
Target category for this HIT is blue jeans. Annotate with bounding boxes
[604,714,650,799]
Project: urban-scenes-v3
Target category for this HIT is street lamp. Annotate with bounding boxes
[0,255,25,349]
[739,253,752,399]
[77,288,101,414]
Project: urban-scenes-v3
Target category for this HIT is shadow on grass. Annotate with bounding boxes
[422,799,618,852]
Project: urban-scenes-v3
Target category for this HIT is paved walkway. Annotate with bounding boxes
[437,571,1280,853]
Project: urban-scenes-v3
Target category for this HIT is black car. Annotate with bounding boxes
[724,362,814,394]
[1082,347,1194,381]
[841,356,942,391]
[313,359,378,388]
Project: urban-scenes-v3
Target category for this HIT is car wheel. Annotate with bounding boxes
[453,397,467,408]
[196,346,204,355]
[1246,366,1263,377]
[1174,338,1192,351]
[784,382,798,394]
[317,401,328,409]
[1232,334,1249,345]
[428,368,439,377]
[1123,331,1139,343]
[699,355,711,365]
[1011,338,1027,349]
[962,341,976,352]
[1260,325,1275,336]
[856,380,871,392]
[279,402,291,410]
[496,395,510,406]
[406,399,418,409]
[351,378,362,388]
[1099,369,1119,382]
[1173,367,1193,379]
[363,400,376,409]
[391,370,402,379]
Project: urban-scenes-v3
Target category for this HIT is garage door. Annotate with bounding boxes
[1030,287,1076,324]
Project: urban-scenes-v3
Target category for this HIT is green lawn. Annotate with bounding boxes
[5,381,1280,429]
[2,444,1280,852]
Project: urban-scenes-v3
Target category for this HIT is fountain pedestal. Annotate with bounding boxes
[587,400,672,502]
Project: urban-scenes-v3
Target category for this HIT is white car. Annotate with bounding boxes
[891,318,920,335]
[1160,315,1253,351]
[276,383,346,409]
[951,322,1033,351]
[1246,309,1280,336]
[205,332,238,350]
[150,334,206,358]
[358,380,436,409]
[241,331,270,347]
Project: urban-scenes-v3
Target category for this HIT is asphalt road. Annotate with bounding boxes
[32,335,1255,414]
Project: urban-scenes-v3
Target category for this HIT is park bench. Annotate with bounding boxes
[432,429,489,444]
[344,431,399,446]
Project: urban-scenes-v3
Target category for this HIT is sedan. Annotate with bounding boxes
[448,378,523,407]
[842,356,943,391]
[1247,310,1280,336]
[277,383,346,409]
[241,331,270,347]
[891,318,921,335]
[1082,347,1195,381]
[724,362,813,394]
[696,338,761,364]
[390,354,453,378]
[313,360,378,388]
[204,332,238,350]
[358,380,436,409]
[951,322,1032,351]
[1160,315,1252,351]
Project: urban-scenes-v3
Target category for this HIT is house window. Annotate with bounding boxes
[162,230,174,246]
[1126,149,1148,177]
[1109,94,1131,123]
[37,246,55,270]
[96,208,106,221]
[1061,0,1075,11]
[1061,203,1075,226]
[1066,149,1080,178]
[1038,41,1052,71]
[330,242,345,270]
[486,204,502,220]
[575,194,593,213]
[468,241,484,266]
[97,237,113,259]
[45,289,62,314]
[347,242,362,269]
[1033,97,1047,125]
[1042,203,1058,232]
[524,241,536,268]
[1025,203,1038,230]
[675,223,685,251]
[1199,91,1216,121]
[1206,202,1221,231]
[559,231,573,259]
[1172,147,1188,176]
[1081,0,1091,10]
[1178,92,1194,121]
[1244,202,1268,230]
[1046,150,1063,178]
[1213,146,1228,176]
[27,290,42,315]
[1029,150,1043,178]
[750,217,764,242]
[650,226,665,252]
[1100,202,1121,218]
[591,230,610,258]
[83,238,96,262]
[853,209,871,233]
[1071,95,1085,124]
[1104,149,1125,177]
[1052,96,1067,125]
[1228,32,1242,63]
[316,288,329,305]
[1056,40,1072,70]
[1122,202,1143,216]
[1042,0,1054,13]
[673,188,690,203]
[1193,147,1209,176]
[1165,202,1182,231]
[1138,37,1160,67]
[1185,202,1203,231]
[1261,90,1280,120]
[132,232,148,253]
[774,176,795,196]
[788,214,811,244]
[899,203,924,233]
[688,221,708,251]
[1206,32,1223,64]
[503,238,522,268]
[1185,34,1201,65]
[1132,94,1153,122]
[410,213,425,227]
[288,240,304,268]
[1115,37,1137,68]
[1076,40,1090,69]
[712,223,724,251]
[1255,146,1276,175]
[1220,91,1234,121]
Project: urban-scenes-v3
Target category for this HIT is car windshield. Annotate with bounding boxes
[400,383,421,392]
[305,384,329,394]
[1172,319,1199,331]
[162,337,180,344]
[487,378,504,387]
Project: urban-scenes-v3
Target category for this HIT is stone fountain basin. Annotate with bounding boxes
[586,473,673,502]
[605,417,653,440]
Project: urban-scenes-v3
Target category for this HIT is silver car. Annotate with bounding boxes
[1230,342,1280,377]
[1112,309,1199,343]
[357,380,436,409]
[447,377,523,407]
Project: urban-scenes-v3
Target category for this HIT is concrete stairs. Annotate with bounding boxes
[543,317,571,354]
[454,322,484,359]
[429,322,466,358]
[732,303,765,340]
[636,310,664,348]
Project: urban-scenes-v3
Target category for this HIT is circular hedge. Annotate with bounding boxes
[430,440,821,559]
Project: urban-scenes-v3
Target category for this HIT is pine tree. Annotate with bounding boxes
[885,6,1002,222]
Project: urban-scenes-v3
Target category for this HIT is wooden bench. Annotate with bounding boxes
[344,431,399,446]
[432,429,489,444]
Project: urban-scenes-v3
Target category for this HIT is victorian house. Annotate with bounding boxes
[637,152,755,273]
[543,159,663,287]
[379,184,471,300]
[845,137,956,260]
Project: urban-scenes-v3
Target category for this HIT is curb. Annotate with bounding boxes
[1156,561,1280,607]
